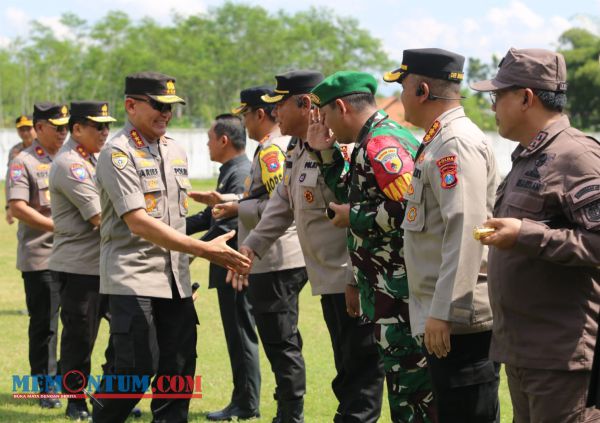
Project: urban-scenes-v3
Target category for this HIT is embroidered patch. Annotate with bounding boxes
[575,185,600,200]
[36,164,50,172]
[436,155,458,189]
[145,178,160,190]
[9,164,23,182]
[304,190,314,203]
[423,120,441,143]
[406,207,417,222]
[111,152,129,170]
[130,130,146,149]
[145,193,157,212]
[374,147,403,174]
[70,163,87,181]
[584,200,600,222]
[299,173,306,183]
[134,150,150,158]
[35,146,45,157]
[171,158,186,166]
[261,151,280,173]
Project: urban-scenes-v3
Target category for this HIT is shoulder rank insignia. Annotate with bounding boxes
[111,151,129,170]
[76,145,89,160]
[130,130,146,149]
[527,131,548,151]
[423,120,441,143]
[35,146,45,158]
[70,163,87,181]
[436,155,458,189]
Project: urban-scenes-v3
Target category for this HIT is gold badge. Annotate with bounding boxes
[61,105,68,116]
[166,80,176,95]
[111,152,129,170]
[145,193,157,212]
[308,93,320,105]
[304,190,314,203]
[406,207,417,222]
[35,146,45,157]
[101,104,108,116]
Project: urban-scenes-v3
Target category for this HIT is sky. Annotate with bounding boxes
[1,0,599,66]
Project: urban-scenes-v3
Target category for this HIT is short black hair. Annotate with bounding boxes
[329,92,376,112]
[533,89,567,113]
[214,113,246,150]
[414,75,461,98]
[250,104,276,122]
[68,117,88,133]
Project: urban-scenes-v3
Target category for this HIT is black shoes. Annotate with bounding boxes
[39,396,62,409]
[65,401,89,421]
[206,403,260,421]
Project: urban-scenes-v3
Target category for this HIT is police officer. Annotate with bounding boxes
[5,115,36,224]
[48,101,116,420]
[232,71,385,422]
[186,113,260,421]
[7,102,69,409]
[92,72,251,423]
[471,48,600,423]
[307,71,435,422]
[384,49,500,422]
[230,86,308,423]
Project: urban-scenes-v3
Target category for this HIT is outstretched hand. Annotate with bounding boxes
[201,230,251,274]
[189,191,225,207]
[226,245,255,291]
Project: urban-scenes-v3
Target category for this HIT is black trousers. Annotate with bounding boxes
[92,287,198,423]
[424,330,500,423]
[321,293,384,423]
[22,270,60,388]
[215,285,261,411]
[53,271,112,405]
[247,267,307,403]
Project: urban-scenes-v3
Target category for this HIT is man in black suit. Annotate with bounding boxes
[186,114,259,421]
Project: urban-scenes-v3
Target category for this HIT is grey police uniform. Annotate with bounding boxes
[402,106,500,422]
[93,119,197,423]
[244,137,384,422]
[7,139,60,385]
[96,121,192,298]
[49,135,111,412]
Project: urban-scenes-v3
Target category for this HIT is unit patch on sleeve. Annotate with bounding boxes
[111,152,129,170]
[436,155,458,189]
[70,163,88,181]
[10,163,24,182]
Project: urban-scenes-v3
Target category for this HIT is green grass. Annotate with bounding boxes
[0,179,513,422]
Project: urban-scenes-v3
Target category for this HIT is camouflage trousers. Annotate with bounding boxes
[375,323,437,423]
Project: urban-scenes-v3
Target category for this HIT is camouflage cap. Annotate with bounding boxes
[310,71,377,108]
[470,48,568,92]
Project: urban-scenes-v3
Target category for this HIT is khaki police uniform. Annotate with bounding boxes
[49,115,113,417]
[92,72,196,423]
[7,139,60,387]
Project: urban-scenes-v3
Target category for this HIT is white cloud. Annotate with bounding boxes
[0,35,10,48]
[5,7,29,33]
[111,0,207,22]
[487,1,543,30]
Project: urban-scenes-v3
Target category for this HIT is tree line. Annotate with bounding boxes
[0,4,598,130]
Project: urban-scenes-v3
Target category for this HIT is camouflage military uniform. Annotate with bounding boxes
[314,110,435,422]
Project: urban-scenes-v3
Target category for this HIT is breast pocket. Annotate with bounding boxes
[297,169,327,210]
[506,192,544,219]
[401,179,425,232]
[141,175,165,218]
[176,175,192,216]
[37,177,51,208]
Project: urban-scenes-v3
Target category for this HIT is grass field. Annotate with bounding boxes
[0,179,513,422]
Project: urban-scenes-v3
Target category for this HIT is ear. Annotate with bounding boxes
[124,98,136,114]
[417,83,429,104]
[72,122,82,137]
[257,108,265,121]
[334,98,348,115]
[522,88,534,109]
[301,95,312,110]
[34,122,44,133]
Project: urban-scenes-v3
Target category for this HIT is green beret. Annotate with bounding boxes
[310,71,377,107]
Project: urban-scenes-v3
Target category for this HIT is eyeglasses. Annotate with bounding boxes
[85,121,111,131]
[128,96,172,113]
[489,87,523,106]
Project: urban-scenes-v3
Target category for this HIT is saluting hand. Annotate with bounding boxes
[212,201,239,220]
[329,202,350,228]
[189,190,225,206]
[226,245,255,291]
[201,230,251,274]
[479,217,522,249]
[424,317,451,359]
[306,109,336,151]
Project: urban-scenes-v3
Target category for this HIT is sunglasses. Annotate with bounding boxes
[85,121,111,131]
[46,122,68,132]
[129,96,172,113]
